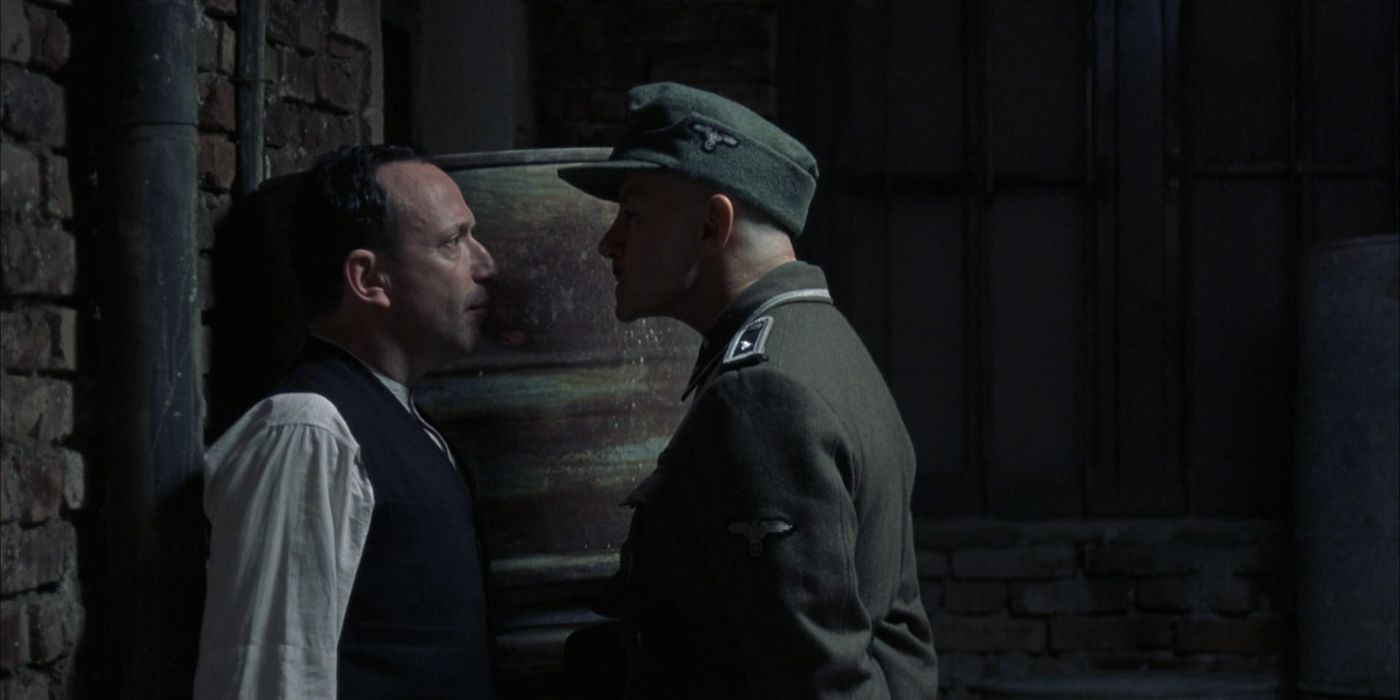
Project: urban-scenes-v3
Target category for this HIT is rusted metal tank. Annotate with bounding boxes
[415,149,696,692]
[1295,233,1400,700]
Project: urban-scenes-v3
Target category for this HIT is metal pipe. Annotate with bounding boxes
[100,0,203,696]
[236,0,268,196]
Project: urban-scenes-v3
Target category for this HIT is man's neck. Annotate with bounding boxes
[309,317,419,386]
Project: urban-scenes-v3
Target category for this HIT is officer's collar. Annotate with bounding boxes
[689,261,828,384]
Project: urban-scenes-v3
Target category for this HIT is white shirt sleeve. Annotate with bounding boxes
[194,393,375,700]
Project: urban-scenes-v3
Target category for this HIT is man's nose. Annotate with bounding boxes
[470,236,497,280]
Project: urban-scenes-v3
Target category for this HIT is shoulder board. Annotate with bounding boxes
[721,315,775,368]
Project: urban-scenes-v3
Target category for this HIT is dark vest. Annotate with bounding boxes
[273,340,495,699]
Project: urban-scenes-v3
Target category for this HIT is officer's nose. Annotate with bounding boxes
[598,210,624,260]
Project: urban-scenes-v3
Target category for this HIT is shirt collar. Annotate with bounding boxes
[309,333,414,412]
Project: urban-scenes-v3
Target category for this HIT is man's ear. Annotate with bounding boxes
[699,193,735,256]
[344,249,392,308]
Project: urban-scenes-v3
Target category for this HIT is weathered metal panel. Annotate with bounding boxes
[1186,179,1294,517]
[986,189,1087,517]
[418,149,696,561]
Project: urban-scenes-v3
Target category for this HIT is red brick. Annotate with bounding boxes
[276,47,316,105]
[1,141,41,216]
[26,592,75,662]
[1,442,65,523]
[264,100,303,148]
[931,615,1046,653]
[315,55,360,113]
[944,580,1007,615]
[1176,617,1288,654]
[60,448,81,511]
[0,219,77,296]
[0,306,76,371]
[0,674,50,700]
[196,191,231,251]
[1,0,31,65]
[952,543,1077,580]
[0,598,28,669]
[197,133,236,191]
[203,0,237,19]
[0,63,65,147]
[197,14,222,72]
[41,153,71,220]
[26,6,69,73]
[0,521,75,593]
[1050,615,1173,651]
[198,75,236,132]
[0,375,72,442]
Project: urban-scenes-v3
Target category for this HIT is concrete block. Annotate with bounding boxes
[0,63,65,147]
[197,13,221,72]
[944,580,1008,615]
[952,543,1077,580]
[917,549,949,579]
[0,375,73,442]
[1176,617,1288,654]
[915,520,1024,552]
[1050,615,1173,651]
[931,615,1046,653]
[0,220,77,296]
[203,0,237,19]
[1137,576,1193,612]
[1085,542,1199,577]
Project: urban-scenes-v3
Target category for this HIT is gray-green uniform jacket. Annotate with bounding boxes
[610,261,939,699]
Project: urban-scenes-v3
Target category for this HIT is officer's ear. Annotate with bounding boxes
[344,248,393,309]
[699,193,735,256]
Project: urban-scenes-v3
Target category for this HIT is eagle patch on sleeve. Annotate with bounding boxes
[726,518,795,557]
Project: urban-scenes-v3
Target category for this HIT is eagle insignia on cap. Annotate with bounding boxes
[726,519,795,557]
[690,122,740,152]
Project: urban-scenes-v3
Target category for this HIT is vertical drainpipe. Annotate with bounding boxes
[100,0,203,696]
[236,0,267,196]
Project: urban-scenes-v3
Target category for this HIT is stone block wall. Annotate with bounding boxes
[917,519,1293,698]
[524,0,777,147]
[1,0,84,696]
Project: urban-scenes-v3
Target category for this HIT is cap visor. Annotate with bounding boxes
[557,160,662,201]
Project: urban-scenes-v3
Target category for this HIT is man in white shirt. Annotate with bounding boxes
[195,145,499,699]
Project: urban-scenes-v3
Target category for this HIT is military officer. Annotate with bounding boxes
[559,82,939,699]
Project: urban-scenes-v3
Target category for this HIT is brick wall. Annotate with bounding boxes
[1,0,84,696]
[917,519,1292,698]
[1,0,376,694]
[524,0,777,147]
